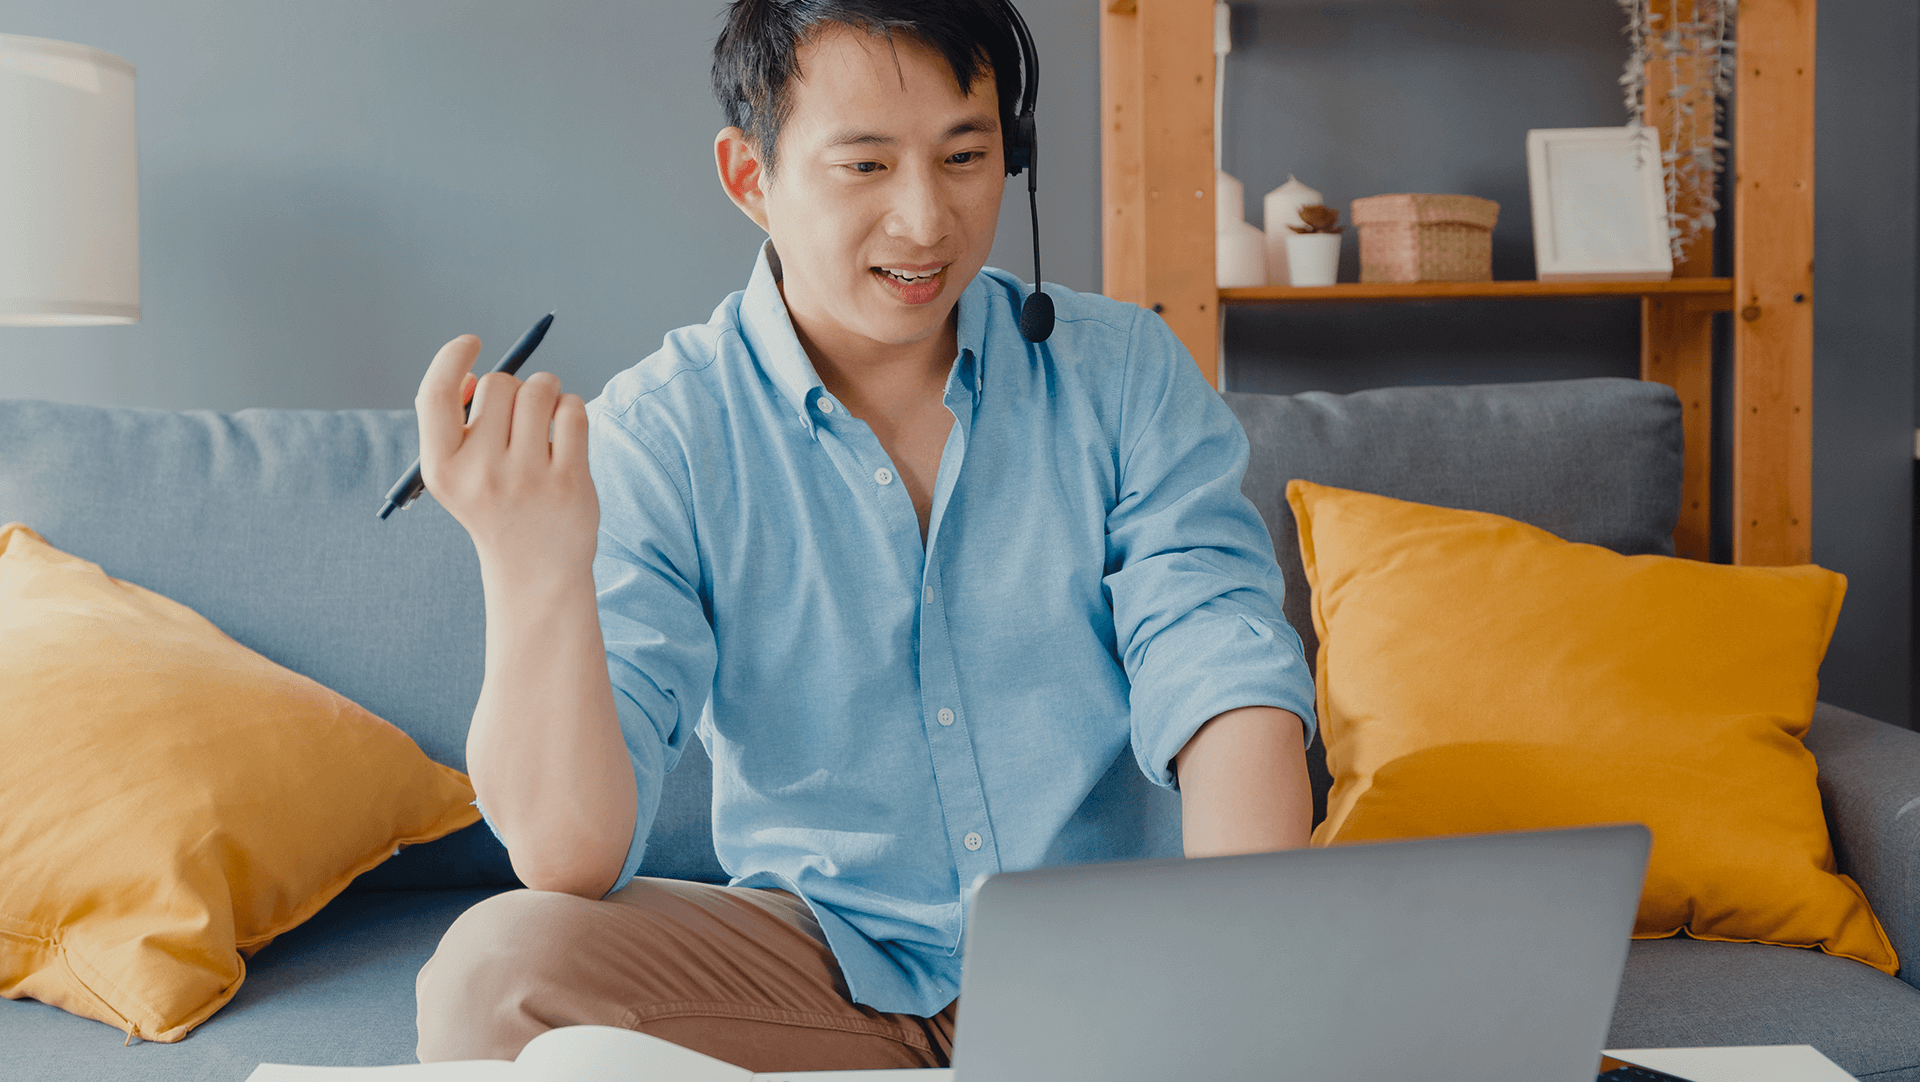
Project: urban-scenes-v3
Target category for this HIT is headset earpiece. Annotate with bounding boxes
[1005,112,1036,176]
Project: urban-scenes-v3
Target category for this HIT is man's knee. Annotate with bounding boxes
[415,888,609,1062]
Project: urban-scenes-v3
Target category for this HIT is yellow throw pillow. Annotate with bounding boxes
[0,523,480,1042]
[1286,481,1896,974]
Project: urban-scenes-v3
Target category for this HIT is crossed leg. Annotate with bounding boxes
[416,876,957,1071]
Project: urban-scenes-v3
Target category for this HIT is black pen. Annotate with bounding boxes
[377,311,556,520]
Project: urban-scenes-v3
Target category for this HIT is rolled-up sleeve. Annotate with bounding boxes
[1102,309,1318,789]
[585,401,718,895]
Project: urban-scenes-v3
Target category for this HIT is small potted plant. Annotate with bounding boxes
[1286,204,1343,286]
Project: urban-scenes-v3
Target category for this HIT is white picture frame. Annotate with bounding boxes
[1527,126,1673,282]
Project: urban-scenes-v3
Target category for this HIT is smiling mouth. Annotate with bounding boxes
[870,264,948,306]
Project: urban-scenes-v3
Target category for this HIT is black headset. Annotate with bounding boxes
[997,0,1053,343]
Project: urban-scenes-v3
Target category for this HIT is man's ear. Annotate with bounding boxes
[715,127,770,232]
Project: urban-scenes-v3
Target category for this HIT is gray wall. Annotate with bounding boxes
[1812,0,1918,730]
[0,0,1102,411]
[5,1,1915,727]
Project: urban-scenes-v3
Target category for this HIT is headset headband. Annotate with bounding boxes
[999,0,1039,177]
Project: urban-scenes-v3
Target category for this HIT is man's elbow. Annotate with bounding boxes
[495,814,631,899]
[507,847,625,899]
[477,776,640,900]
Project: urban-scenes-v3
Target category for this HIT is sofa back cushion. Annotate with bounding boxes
[0,400,725,889]
[1226,377,1684,664]
[0,377,1682,876]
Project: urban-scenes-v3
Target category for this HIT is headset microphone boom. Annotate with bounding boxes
[997,0,1053,344]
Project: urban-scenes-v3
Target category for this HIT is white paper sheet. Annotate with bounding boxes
[1608,1045,1856,1082]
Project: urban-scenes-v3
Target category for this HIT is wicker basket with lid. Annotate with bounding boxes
[1350,194,1500,283]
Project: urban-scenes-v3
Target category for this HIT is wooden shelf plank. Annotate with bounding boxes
[1102,0,1218,385]
[1643,295,1715,561]
[1731,0,1816,566]
[1220,279,1735,304]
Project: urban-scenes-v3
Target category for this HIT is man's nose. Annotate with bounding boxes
[884,165,954,247]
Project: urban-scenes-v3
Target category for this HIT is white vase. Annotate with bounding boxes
[1263,175,1322,285]
[1285,232,1342,287]
[1217,219,1267,287]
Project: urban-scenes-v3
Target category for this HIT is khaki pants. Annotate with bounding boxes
[415,877,959,1071]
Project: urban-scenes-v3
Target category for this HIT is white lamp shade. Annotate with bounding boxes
[0,34,139,326]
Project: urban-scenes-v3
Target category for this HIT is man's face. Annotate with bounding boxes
[746,25,1006,358]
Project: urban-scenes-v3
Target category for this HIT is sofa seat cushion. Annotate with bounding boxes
[1610,937,1920,1081]
[0,888,506,1082]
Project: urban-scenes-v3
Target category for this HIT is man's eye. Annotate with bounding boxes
[949,151,983,165]
[849,161,881,174]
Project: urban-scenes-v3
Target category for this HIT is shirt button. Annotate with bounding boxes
[964,832,983,851]
[938,708,955,726]
[924,586,935,604]
[818,397,835,414]
[874,467,893,485]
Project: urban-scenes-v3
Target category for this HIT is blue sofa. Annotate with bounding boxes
[2,378,1917,1080]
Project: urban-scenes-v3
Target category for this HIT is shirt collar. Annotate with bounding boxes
[951,267,988,400]
[738,240,991,436]
[737,241,825,433]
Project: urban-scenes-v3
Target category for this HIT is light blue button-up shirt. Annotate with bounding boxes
[581,242,1316,1017]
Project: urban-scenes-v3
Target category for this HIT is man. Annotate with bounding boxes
[412,0,1315,1071]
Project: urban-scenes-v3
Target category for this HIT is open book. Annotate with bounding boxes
[248,1029,1858,1082]
[247,1025,952,1082]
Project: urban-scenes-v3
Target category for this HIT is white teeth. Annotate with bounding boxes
[878,267,940,283]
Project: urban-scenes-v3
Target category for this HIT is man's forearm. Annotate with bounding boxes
[466,560,636,899]
[1174,706,1312,858]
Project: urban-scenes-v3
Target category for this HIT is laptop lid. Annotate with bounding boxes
[950,823,1651,1082]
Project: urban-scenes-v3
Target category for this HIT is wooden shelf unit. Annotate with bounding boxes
[1099,0,1815,566]
[1221,279,1736,305]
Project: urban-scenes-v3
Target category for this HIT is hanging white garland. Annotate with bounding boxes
[1617,0,1736,264]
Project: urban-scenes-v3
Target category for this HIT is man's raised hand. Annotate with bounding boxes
[414,334,599,579]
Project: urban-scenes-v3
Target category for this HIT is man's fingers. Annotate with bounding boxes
[465,370,522,449]
[551,392,590,474]
[417,335,482,465]
[510,372,563,460]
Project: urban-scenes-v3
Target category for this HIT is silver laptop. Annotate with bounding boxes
[950,823,1651,1082]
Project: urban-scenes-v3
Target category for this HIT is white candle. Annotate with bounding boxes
[1217,169,1246,234]
[1218,218,1267,288]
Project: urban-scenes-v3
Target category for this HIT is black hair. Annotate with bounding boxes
[711,0,1024,178]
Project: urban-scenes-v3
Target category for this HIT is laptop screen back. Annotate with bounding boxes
[951,823,1650,1082]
